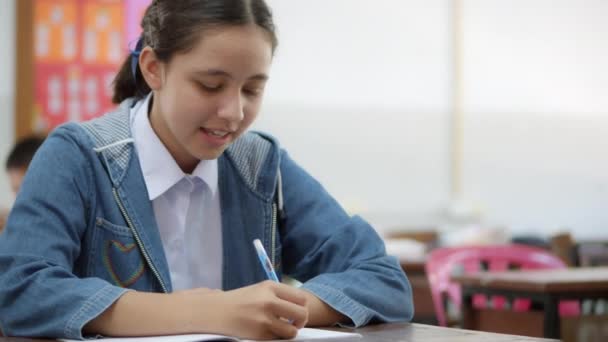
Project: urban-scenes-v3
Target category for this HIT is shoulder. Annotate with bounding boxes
[226,131,279,165]
[223,130,281,196]
[44,98,136,152]
[78,98,135,149]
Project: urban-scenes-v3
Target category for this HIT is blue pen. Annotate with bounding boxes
[253,239,280,282]
[253,239,294,324]
[253,239,293,323]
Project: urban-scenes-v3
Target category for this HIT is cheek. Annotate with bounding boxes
[165,96,209,127]
[164,80,202,114]
[242,102,262,125]
[170,88,216,122]
[169,111,200,137]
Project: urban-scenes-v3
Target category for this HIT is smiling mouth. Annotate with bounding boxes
[201,128,231,137]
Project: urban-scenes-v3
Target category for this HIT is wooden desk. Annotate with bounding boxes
[400,255,427,274]
[0,323,557,342]
[399,256,437,324]
[452,267,608,339]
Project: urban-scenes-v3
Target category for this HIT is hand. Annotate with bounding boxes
[187,281,309,340]
[301,290,349,327]
[85,282,308,339]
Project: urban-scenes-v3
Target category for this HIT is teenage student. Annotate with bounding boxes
[0,0,413,339]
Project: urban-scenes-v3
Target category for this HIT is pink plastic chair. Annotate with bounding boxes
[425,244,580,327]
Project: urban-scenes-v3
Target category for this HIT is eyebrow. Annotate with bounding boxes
[194,69,268,81]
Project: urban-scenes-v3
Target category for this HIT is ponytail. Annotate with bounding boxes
[112,38,150,104]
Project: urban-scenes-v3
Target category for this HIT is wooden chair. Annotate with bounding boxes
[549,232,576,266]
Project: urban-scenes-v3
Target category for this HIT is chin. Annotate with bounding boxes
[195,147,227,160]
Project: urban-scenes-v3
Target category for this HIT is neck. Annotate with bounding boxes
[148,97,198,174]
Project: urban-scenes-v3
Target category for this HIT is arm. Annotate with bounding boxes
[0,126,127,339]
[301,290,348,326]
[85,281,308,340]
[278,150,414,327]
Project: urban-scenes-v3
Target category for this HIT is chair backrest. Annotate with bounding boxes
[549,232,575,266]
[576,241,608,267]
[425,244,568,326]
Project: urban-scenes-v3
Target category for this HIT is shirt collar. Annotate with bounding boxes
[131,93,218,200]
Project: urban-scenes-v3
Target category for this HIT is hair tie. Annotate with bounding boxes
[130,37,144,79]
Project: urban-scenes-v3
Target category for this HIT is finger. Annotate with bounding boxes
[269,298,308,329]
[273,283,308,307]
[268,315,300,340]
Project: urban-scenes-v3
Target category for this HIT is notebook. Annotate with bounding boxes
[61,328,362,341]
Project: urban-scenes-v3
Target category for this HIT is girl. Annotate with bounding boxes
[0,0,413,339]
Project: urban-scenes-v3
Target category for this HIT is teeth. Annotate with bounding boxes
[207,129,228,137]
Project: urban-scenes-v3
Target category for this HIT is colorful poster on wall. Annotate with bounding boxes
[125,0,151,48]
[33,0,148,132]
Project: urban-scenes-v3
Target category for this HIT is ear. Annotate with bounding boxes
[138,46,164,90]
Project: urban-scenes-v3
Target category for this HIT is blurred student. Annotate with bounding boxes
[0,136,45,232]
[0,208,6,233]
[5,136,45,195]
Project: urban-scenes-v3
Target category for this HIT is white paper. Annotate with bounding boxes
[61,328,361,342]
[62,334,237,342]
[289,328,361,340]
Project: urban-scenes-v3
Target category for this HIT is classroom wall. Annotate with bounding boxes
[257,0,452,230]
[0,0,16,209]
[461,0,608,239]
[258,0,608,239]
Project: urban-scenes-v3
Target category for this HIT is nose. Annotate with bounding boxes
[217,90,244,125]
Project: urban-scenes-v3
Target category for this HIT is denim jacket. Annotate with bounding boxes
[0,99,413,339]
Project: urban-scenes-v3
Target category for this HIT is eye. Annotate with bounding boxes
[198,82,222,93]
[243,87,263,97]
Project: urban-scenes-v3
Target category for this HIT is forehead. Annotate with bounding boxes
[170,25,273,75]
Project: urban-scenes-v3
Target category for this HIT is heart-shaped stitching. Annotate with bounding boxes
[103,240,145,288]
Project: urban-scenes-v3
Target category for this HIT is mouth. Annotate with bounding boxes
[199,127,233,146]
[202,128,230,137]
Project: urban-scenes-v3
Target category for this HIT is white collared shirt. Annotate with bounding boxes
[131,94,223,291]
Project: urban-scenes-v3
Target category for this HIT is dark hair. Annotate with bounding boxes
[5,136,45,171]
[112,0,278,104]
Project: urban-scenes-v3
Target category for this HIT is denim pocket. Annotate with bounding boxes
[91,217,148,289]
[95,217,133,237]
